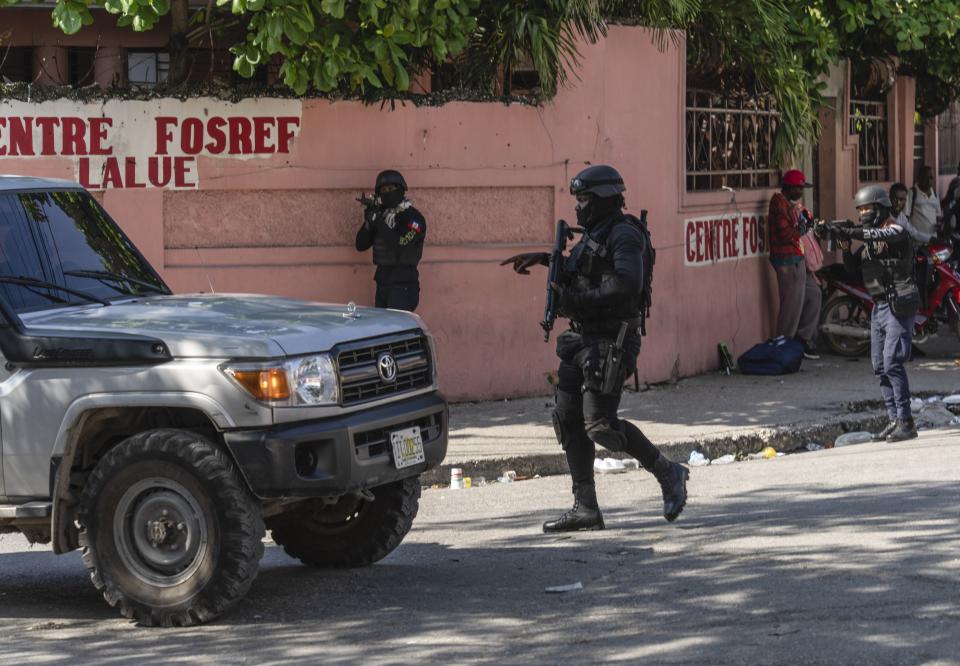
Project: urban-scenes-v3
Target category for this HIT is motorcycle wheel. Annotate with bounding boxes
[820,295,872,357]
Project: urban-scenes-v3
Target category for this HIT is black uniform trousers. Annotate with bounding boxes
[553,328,661,486]
[375,282,420,311]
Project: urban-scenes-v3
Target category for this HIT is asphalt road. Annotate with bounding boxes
[1,431,958,665]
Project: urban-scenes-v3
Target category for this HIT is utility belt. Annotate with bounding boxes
[570,316,642,337]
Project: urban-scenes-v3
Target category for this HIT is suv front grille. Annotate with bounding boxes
[353,412,443,461]
[337,333,432,406]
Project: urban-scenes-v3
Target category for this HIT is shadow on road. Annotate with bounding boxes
[0,477,957,663]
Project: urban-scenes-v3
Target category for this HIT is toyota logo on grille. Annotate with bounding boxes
[377,352,398,383]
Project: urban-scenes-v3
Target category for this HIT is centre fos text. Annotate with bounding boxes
[0,115,301,189]
[684,214,769,266]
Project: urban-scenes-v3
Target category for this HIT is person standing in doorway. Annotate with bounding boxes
[355,170,426,311]
[768,169,820,359]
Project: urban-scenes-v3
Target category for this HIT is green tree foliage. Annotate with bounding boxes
[8,0,960,159]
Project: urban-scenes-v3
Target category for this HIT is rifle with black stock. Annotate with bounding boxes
[541,219,577,342]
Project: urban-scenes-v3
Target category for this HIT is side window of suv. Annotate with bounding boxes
[0,194,55,311]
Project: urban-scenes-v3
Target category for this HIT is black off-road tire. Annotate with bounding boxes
[268,476,420,568]
[78,429,265,627]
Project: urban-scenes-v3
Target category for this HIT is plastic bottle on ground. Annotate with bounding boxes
[833,431,873,447]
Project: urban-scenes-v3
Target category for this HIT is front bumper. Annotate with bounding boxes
[223,392,448,499]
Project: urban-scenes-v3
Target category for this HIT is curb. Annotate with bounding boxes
[421,411,892,486]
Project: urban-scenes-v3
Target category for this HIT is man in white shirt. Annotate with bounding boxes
[905,165,941,242]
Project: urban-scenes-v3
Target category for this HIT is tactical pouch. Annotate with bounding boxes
[887,282,920,319]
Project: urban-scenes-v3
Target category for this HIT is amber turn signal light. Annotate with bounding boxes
[228,368,290,401]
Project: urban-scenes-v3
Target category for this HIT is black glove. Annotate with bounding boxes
[549,281,579,314]
[500,252,549,275]
[362,205,378,230]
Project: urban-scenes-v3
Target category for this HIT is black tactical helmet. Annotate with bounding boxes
[853,184,892,227]
[569,165,626,199]
[375,169,407,193]
[854,184,892,210]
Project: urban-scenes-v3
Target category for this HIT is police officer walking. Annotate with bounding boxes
[818,186,919,442]
[355,170,427,311]
[503,165,688,532]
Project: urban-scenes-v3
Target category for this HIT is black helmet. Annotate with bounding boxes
[569,165,626,199]
[854,185,891,209]
[375,169,407,193]
[853,185,891,227]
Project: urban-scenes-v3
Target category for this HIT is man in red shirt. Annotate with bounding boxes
[768,169,820,359]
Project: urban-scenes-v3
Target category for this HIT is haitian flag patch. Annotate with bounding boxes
[407,220,422,232]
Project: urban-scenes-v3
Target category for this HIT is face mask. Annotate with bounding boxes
[858,206,880,227]
[575,195,619,229]
[378,189,404,209]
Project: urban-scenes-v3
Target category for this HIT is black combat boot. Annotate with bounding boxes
[651,455,689,522]
[872,421,898,442]
[886,418,918,442]
[543,483,605,533]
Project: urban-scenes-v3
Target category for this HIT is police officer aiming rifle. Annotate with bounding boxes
[355,170,427,311]
[816,185,920,442]
[501,165,689,532]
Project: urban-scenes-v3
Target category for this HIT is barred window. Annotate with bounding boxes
[685,89,779,192]
[850,98,889,182]
[128,51,169,86]
[938,102,960,176]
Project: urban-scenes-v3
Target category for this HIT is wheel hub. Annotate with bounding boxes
[114,478,209,587]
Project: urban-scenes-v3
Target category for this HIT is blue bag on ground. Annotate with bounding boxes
[736,336,804,375]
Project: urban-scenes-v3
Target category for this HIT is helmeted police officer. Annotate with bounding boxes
[503,165,689,532]
[818,185,919,442]
[355,170,426,311]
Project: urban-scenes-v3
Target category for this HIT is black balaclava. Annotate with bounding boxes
[858,204,887,228]
[576,194,621,229]
[378,188,405,209]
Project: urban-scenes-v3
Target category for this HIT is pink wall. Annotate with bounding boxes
[1,26,919,400]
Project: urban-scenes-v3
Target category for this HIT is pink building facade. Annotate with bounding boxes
[0,20,931,400]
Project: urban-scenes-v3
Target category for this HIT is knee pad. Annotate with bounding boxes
[585,419,627,452]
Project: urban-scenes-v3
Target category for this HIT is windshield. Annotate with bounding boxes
[0,190,167,313]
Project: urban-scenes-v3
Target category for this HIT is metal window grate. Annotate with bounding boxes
[685,89,779,192]
[850,99,889,182]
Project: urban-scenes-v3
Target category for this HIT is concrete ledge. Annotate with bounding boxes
[421,412,892,486]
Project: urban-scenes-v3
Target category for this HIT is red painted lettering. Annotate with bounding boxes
[155,117,178,155]
[148,156,173,188]
[89,118,111,155]
[205,117,227,154]
[101,157,123,189]
[181,118,204,155]
[7,117,33,156]
[35,117,60,155]
[695,221,705,262]
[276,117,298,153]
[253,117,275,153]
[124,157,146,188]
[685,222,696,263]
[78,157,99,189]
[60,117,87,155]
[228,117,252,154]
[174,156,196,188]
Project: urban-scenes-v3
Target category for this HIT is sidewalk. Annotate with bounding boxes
[424,339,960,485]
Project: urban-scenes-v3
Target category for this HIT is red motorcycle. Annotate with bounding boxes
[817,239,960,356]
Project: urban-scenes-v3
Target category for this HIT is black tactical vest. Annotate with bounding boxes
[564,216,644,324]
[371,207,426,268]
[860,235,915,300]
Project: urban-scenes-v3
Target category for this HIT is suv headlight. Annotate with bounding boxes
[221,354,339,406]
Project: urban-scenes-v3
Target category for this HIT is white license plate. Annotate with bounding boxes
[390,426,426,470]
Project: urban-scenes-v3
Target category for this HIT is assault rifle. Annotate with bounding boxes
[541,219,577,342]
[356,193,377,207]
